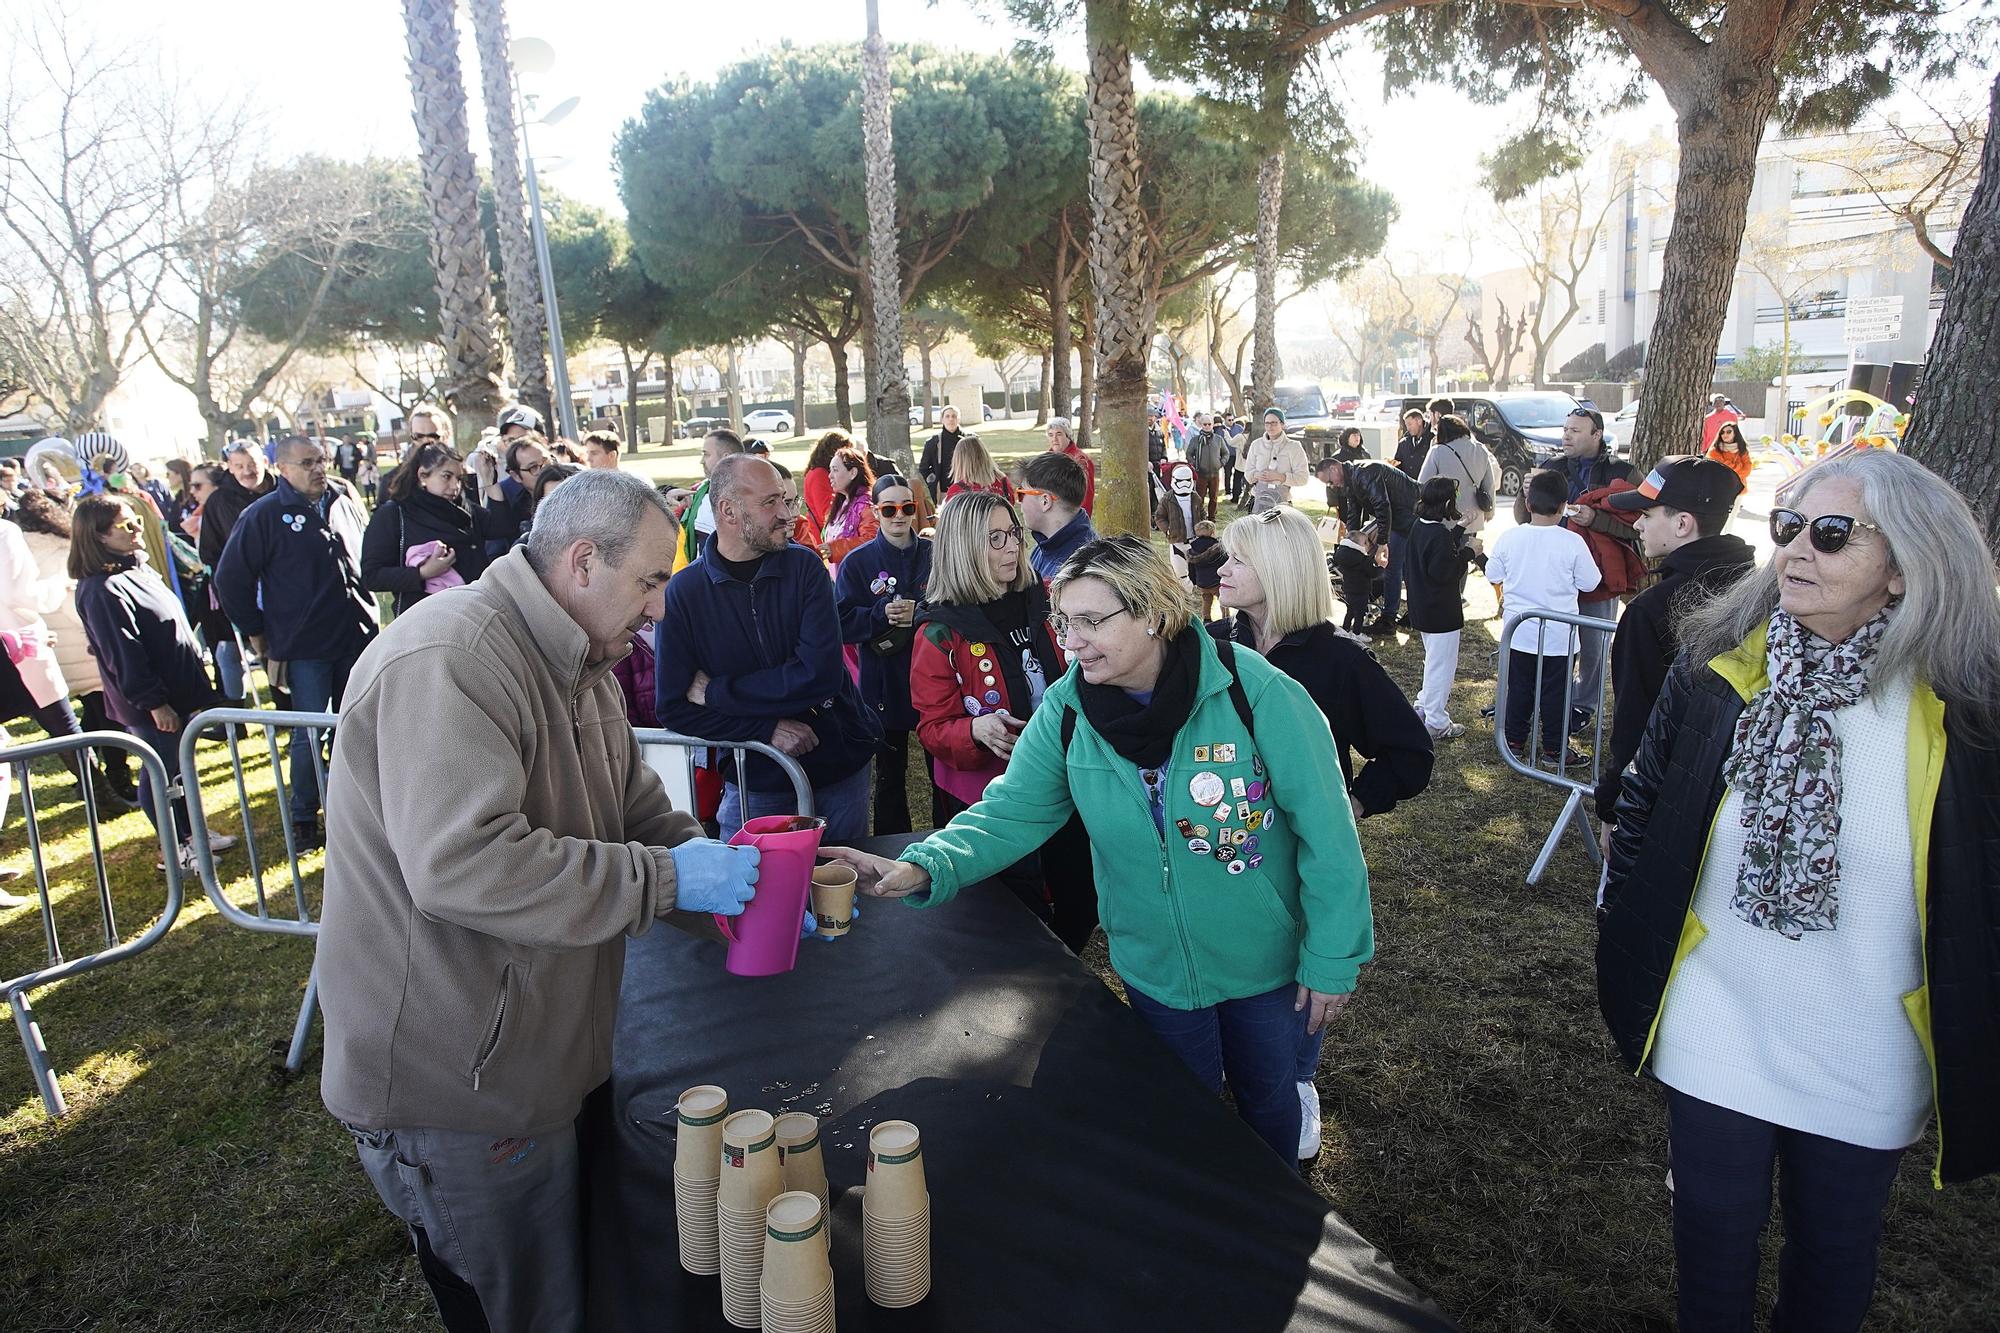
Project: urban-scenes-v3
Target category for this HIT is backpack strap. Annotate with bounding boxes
[1061,637,1257,754]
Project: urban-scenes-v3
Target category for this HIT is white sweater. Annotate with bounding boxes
[1652,671,1932,1149]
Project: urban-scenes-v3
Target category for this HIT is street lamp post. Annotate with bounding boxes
[509,38,581,441]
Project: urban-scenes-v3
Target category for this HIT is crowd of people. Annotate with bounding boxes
[1,395,1993,1333]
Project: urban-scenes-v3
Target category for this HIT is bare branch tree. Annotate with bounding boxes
[0,4,242,434]
[1788,96,1987,271]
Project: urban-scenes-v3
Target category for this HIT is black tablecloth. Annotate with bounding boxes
[586,835,1456,1332]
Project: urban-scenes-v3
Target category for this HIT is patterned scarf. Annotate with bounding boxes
[1721,607,1892,939]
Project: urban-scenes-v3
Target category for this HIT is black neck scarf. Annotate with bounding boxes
[1073,624,1203,768]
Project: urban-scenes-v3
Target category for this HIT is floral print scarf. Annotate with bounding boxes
[1721,607,1893,939]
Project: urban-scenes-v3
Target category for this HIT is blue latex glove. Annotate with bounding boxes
[805,904,857,941]
[801,908,817,939]
[671,840,760,915]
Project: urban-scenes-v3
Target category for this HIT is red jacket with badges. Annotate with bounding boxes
[910,586,1065,807]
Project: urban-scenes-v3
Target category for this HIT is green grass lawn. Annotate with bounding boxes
[1,584,1994,1331]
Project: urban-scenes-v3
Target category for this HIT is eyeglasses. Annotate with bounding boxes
[112,518,141,532]
[985,526,1024,550]
[1015,487,1049,501]
[1567,408,1604,431]
[876,501,918,518]
[1049,607,1129,639]
[1770,507,1883,554]
[511,459,546,476]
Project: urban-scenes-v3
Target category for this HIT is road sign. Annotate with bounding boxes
[1843,295,1904,345]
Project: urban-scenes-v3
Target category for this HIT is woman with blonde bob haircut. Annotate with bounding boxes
[1599,448,2000,1332]
[1213,506,1432,1157]
[827,533,1376,1167]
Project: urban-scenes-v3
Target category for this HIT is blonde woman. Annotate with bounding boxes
[829,534,1373,1166]
[943,434,1016,504]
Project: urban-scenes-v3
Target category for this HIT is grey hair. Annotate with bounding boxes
[1678,449,2000,739]
[524,468,676,571]
[1047,416,1073,439]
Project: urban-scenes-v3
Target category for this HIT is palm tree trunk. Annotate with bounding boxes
[862,0,913,471]
[1082,0,1155,536]
[402,0,504,441]
[1250,147,1285,417]
[467,0,550,424]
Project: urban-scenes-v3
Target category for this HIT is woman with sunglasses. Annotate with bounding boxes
[1599,449,2000,1332]
[829,536,1373,1165]
[819,445,879,570]
[70,494,238,871]
[1705,420,1755,485]
[833,475,933,835]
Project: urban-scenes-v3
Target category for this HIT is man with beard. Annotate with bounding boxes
[317,468,762,1332]
[654,454,882,842]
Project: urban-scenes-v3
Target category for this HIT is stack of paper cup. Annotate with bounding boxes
[775,1112,831,1221]
[760,1191,836,1333]
[674,1085,729,1275]
[861,1120,930,1307]
[718,1109,784,1328]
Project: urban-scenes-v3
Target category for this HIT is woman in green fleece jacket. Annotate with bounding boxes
[825,535,1372,1163]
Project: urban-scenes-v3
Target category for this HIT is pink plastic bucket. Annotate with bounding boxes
[717,815,826,977]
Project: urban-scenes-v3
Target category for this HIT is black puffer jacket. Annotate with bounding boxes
[1598,633,2000,1185]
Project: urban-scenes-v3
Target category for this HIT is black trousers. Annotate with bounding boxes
[871,728,928,836]
[78,691,132,787]
[932,787,1099,954]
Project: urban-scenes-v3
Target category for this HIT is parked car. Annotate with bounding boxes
[679,416,725,439]
[1270,379,1336,446]
[743,409,795,436]
[1448,390,1621,496]
[1331,394,1361,419]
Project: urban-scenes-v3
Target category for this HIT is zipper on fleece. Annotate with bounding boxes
[472,966,511,1091]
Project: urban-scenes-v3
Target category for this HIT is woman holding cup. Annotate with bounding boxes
[906,492,1096,950]
[827,536,1373,1162]
[835,474,933,835]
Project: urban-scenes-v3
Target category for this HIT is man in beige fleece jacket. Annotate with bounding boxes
[317,470,762,1331]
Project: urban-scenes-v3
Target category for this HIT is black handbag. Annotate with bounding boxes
[868,623,915,656]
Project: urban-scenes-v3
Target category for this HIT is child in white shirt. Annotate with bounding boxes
[1485,469,1601,760]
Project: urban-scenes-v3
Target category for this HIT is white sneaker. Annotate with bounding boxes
[159,842,202,872]
[206,831,239,853]
[1297,1080,1322,1160]
[1427,721,1466,740]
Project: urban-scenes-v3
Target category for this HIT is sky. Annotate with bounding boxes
[67,0,1678,273]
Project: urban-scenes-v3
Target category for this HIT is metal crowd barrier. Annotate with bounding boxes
[1,731,184,1117]
[177,709,814,1074]
[1493,608,1619,885]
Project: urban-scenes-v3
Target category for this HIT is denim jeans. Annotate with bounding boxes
[1379,528,1408,621]
[210,633,245,701]
[1665,1088,1905,1333]
[126,718,190,845]
[1125,980,1306,1165]
[285,654,356,824]
[720,760,871,845]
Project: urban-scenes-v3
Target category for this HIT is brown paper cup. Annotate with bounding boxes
[718,1109,783,1211]
[760,1193,833,1303]
[774,1112,831,1217]
[674,1167,722,1275]
[675,1085,730,1180]
[863,1120,927,1216]
[810,864,857,938]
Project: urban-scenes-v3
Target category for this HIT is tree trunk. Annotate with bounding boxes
[1251,147,1285,417]
[1904,71,2000,557]
[826,336,853,429]
[862,1,914,472]
[724,343,743,429]
[402,0,505,442]
[1050,267,1074,425]
[467,0,550,424]
[1038,352,1052,426]
[1077,308,1098,447]
[919,342,934,428]
[1082,0,1156,537]
[792,341,808,436]
[1626,50,1782,472]
[664,356,678,437]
